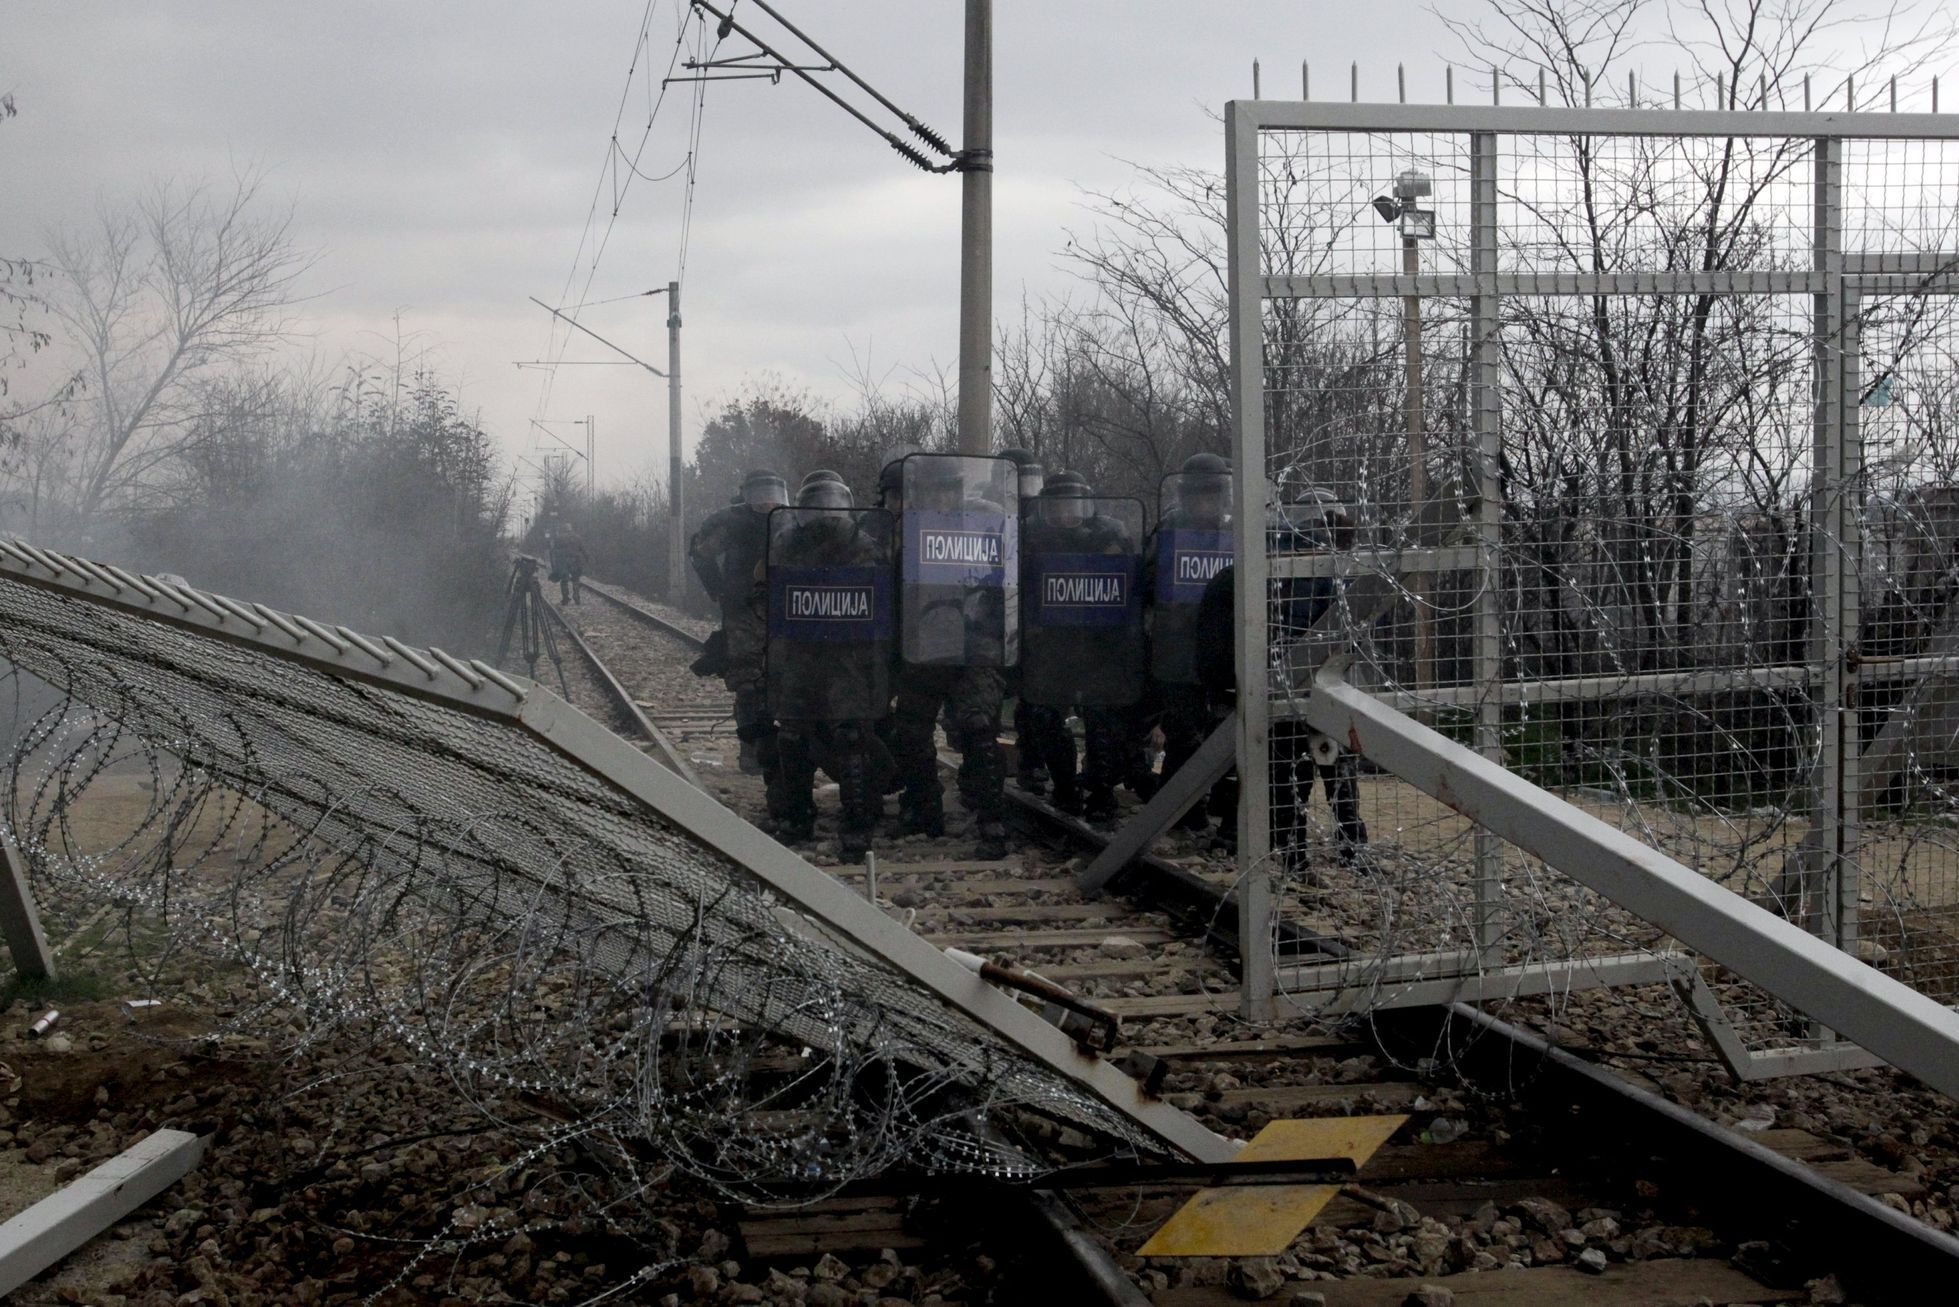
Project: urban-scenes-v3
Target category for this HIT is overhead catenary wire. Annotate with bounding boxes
[740,0,951,154]
[532,0,698,428]
[680,0,957,174]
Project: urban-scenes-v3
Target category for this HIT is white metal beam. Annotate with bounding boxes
[1268,270,1824,300]
[1232,99,1959,141]
[1076,713,1237,894]
[0,1129,205,1295]
[1268,544,1479,580]
[1303,665,1959,1099]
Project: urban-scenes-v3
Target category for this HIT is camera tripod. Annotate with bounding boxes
[495,555,571,696]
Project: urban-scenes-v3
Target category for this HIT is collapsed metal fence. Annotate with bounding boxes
[1226,97,1959,1078]
[0,540,1225,1209]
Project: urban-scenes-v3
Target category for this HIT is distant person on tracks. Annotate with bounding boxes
[549,521,589,606]
[689,469,789,777]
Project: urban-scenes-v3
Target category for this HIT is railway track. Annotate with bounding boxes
[552,577,1957,1305]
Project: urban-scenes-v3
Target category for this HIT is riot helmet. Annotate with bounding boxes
[1175,451,1231,526]
[741,468,788,512]
[1035,470,1092,529]
[1000,446,1045,501]
[911,455,967,513]
[1270,487,1353,551]
[797,472,854,512]
[877,459,905,510]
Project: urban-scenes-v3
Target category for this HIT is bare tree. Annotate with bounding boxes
[34,170,314,530]
[1438,0,1955,675]
[1,94,82,456]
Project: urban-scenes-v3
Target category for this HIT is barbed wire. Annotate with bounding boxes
[0,568,1170,1239]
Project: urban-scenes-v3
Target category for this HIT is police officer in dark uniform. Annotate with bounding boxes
[689,468,789,775]
[1019,471,1146,819]
[763,470,894,862]
[1142,451,1235,834]
[998,447,1049,796]
[1194,490,1370,869]
[884,454,1019,858]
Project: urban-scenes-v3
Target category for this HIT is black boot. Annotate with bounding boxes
[974,816,1009,860]
[891,789,945,838]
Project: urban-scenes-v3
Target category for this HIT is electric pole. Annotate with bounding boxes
[525,290,684,598]
[667,280,685,603]
[956,0,992,455]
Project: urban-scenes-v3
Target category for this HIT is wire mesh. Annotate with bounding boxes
[0,563,1170,1210]
[1240,115,1959,1058]
[1843,134,1959,1013]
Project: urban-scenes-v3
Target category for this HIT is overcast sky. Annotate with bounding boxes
[7,1,1947,501]
[1,2,1482,492]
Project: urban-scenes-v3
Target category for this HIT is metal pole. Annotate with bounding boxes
[1469,131,1503,958]
[586,415,595,496]
[1810,141,1851,952]
[957,0,993,454]
[1225,104,1275,1023]
[1405,235,1432,710]
[0,832,55,980]
[667,280,685,602]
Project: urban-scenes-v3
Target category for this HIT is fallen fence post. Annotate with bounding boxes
[0,1129,206,1295]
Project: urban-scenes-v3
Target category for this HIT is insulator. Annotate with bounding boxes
[889,136,937,172]
[907,117,952,156]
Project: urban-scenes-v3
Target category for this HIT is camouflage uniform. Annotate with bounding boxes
[891,662,1006,836]
[764,507,889,858]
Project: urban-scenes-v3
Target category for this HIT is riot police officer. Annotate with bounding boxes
[763,471,894,861]
[1142,451,1235,834]
[1194,491,1370,869]
[1019,471,1147,819]
[884,453,1020,858]
[689,468,788,775]
[997,447,1051,795]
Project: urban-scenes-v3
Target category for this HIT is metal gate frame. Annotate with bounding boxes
[1225,98,1959,1077]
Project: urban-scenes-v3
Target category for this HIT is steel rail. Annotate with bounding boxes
[579,578,713,652]
[1387,1003,1959,1302]
[538,599,703,790]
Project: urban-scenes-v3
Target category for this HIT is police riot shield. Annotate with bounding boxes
[1148,469,1234,684]
[899,454,1020,667]
[765,507,897,721]
[1021,496,1145,708]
